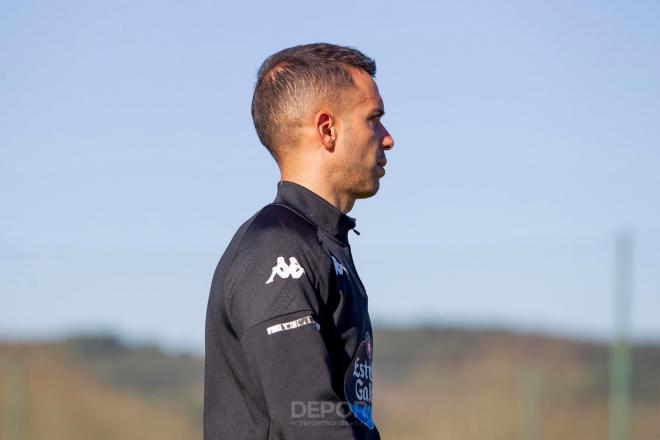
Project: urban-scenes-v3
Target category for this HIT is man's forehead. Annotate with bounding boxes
[349,69,384,111]
[352,92,383,110]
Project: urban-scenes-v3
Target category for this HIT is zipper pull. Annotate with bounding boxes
[352,228,360,235]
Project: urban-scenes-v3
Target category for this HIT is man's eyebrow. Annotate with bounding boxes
[370,108,385,117]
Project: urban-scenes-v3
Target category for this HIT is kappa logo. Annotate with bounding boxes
[266,256,305,284]
[331,255,348,276]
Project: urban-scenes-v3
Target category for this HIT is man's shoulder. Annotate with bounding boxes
[220,203,322,276]
[215,203,325,336]
[237,202,319,248]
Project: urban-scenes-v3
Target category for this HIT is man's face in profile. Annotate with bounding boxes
[333,68,395,200]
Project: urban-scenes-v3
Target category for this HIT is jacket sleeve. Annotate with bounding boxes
[241,311,369,438]
[226,222,374,439]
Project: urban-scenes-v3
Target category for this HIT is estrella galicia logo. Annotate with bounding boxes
[343,332,374,429]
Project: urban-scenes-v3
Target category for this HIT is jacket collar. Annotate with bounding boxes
[273,180,357,244]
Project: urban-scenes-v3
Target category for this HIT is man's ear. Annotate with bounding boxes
[315,111,336,151]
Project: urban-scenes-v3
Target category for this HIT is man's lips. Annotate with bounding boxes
[376,159,387,176]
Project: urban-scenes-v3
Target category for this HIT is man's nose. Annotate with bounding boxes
[381,126,394,150]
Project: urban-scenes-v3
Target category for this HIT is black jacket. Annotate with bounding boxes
[204,180,380,439]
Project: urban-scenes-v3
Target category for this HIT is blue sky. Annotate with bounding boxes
[2,1,659,351]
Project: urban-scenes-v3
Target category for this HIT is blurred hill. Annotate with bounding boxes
[1,327,659,439]
[373,327,660,439]
[0,336,202,440]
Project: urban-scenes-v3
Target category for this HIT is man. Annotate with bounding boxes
[204,43,394,439]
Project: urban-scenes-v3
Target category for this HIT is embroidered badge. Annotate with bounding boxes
[343,332,374,429]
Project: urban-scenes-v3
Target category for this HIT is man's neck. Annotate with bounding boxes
[279,173,355,214]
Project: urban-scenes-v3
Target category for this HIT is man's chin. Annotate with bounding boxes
[353,182,380,199]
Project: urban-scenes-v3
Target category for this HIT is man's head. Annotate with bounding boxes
[251,43,394,206]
